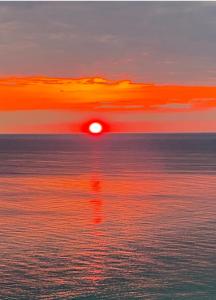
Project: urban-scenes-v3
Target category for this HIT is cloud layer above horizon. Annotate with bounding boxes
[1,76,216,133]
[1,76,216,113]
[1,2,216,85]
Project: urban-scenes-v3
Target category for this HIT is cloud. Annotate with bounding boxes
[1,76,216,113]
[155,102,192,112]
[1,2,216,84]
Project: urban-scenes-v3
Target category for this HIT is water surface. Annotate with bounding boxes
[0,134,216,299]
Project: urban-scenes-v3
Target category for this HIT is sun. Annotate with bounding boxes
[81,119,109,135]
[88,121,103,134]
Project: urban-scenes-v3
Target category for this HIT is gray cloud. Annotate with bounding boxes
[0,2,216,84]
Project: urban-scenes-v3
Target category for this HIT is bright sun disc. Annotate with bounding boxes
[89,122,103,134]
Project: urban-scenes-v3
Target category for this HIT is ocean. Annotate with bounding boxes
[0,134,215,299]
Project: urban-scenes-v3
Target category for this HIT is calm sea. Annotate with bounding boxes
[0,134,215,299]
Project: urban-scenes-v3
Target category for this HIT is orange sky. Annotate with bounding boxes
[1,76,216,133]
[1,76,216,112]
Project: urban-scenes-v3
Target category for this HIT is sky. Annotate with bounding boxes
[1,2,216,133]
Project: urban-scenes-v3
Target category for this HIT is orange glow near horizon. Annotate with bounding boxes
[1,76,216,112]
[1,76,216,133]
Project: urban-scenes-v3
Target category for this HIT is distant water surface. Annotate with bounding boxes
[0,134,216,299]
